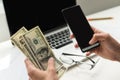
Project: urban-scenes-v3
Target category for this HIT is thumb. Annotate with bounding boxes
[89,33,106,44]
[47,57,56,73]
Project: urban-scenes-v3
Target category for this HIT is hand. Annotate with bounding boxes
[70,34,79,48]
[71,27,120,61]
[86,27,120,61]
[24,57,58,80]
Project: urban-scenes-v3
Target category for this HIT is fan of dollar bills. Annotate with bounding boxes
[10,26,67,78]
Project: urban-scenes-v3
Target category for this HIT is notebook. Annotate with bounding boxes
[3,0,76,49]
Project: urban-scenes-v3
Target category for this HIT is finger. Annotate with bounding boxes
[47,57,56,73]
[29,77,32,80]
[86,52,92,56]
[91,27,103,33]
[24,58,36,77]
[70,34,74,39]
[24,58,35,72]
[24,58,44,78]
[74,44,79,48]
[89,33,107,44]
[91,26,96,31]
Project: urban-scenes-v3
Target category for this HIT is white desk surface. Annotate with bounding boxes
[0,5,120,80]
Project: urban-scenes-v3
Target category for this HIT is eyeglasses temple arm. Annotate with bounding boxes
[62,53,95,63]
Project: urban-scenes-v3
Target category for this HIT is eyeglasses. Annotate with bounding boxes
[59,53,100,70]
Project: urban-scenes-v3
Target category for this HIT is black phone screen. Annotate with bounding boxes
[62,5,100,52]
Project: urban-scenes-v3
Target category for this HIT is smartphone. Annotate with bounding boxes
[61,5,100,52]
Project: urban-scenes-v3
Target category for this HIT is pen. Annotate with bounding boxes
[62,53,84,56]
[87,17,113,21]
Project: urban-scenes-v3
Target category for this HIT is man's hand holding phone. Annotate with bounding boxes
[62,5,100,53]
[70,27,99,55]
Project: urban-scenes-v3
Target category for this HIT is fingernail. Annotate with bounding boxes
[24,58,29,62]
[86,52,91,56]
[70,35,74,39]
[89,40,92,45]
[50,57,54,61]
[74,44,79,48]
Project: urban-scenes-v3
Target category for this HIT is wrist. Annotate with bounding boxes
[115,56,120,62]
[115,43,120,62]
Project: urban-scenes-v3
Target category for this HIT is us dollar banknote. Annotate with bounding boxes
[22,26,67,78]
[10,27,28,51]
[10,27,40,68]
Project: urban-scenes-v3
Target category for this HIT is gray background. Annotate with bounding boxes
[77,0,120,15]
